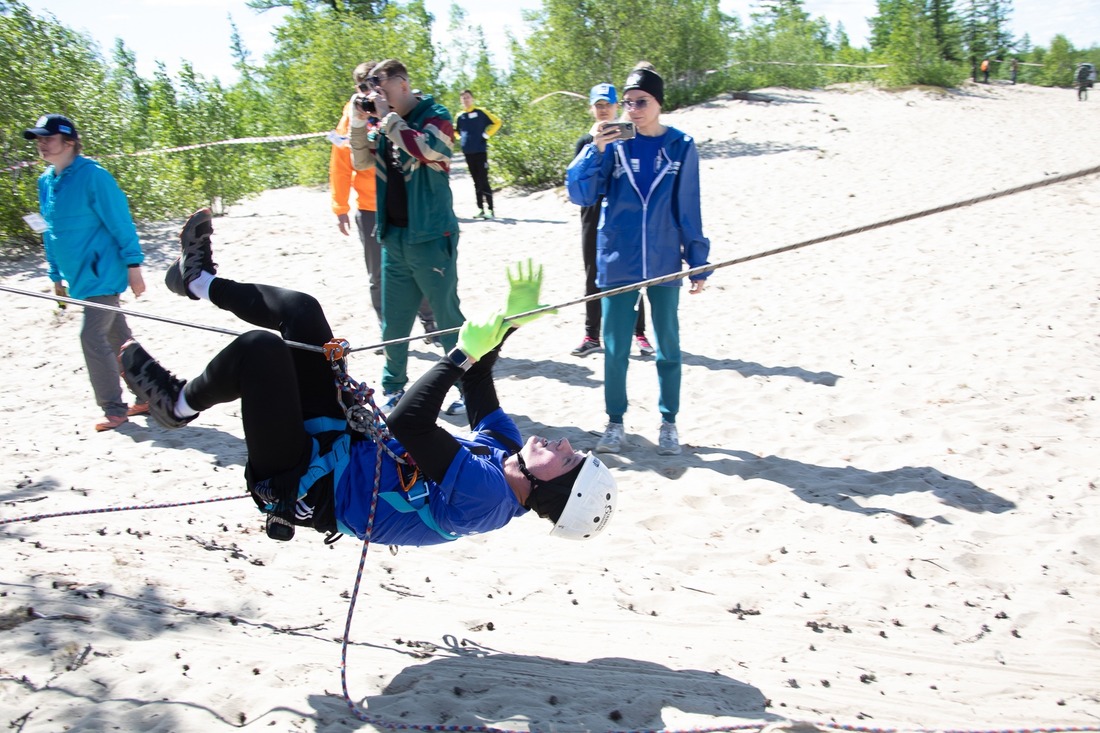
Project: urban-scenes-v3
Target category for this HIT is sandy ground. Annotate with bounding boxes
[1,81,1098,732]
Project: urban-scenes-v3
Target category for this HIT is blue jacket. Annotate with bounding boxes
[566,127,710,289]
[37,156,144,300]
[333,406,528,545]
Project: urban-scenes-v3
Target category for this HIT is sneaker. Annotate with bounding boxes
[382,389,405,412]
[657,420,682,456]
[421,321,441,346]
[485,210,495,220]
[474,210,486,219]
[571,337,602,357]
[95,414,127,432]
[171,207,217,300]
[445,396,466,416]
[126,402,150,417]
[636,334,655,357]
[596,421,625,454]
[119,340,196,429]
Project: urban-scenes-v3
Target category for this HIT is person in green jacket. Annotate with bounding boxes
[25,113,149,432]
[350,59,465,415]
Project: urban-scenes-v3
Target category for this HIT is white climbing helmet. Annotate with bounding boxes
[549,453,617,540]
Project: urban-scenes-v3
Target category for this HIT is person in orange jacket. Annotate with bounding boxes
[331,61,436,342]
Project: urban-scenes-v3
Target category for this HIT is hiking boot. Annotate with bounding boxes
[657,420,682,456]
[126,402,150,417]
[571,337,602,358]
[95,414,127,432]
[120,340,196,429]
[382,389,405,412]
[172,207,217,300]
[636,334,655,357]
[596,421,625,454]
[164,257,189,298]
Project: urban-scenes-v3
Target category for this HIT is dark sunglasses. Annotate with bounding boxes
[367,74,405,88]
[623,98,650,110]
[357,82,371,93]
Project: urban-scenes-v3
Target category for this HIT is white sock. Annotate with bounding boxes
[175,390,198,418]
[188,271,215,300]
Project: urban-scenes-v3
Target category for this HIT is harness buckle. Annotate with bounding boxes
[406,482,430,504]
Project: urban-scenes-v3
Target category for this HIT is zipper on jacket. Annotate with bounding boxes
[615,143,673,281]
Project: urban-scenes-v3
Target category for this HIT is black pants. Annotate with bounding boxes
[466,151,494,212]
[180,277,493,487]
[182,279,342,481]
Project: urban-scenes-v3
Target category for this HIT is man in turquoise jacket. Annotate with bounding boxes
[349,59,465,415]
[25,114,148,432]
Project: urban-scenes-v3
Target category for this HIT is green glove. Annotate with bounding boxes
[457,310,508,361]
[504,259,557,327]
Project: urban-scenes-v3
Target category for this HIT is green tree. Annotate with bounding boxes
[961,0,1014,80]
[497,0,733,188]
[730,0,835,90]
[513,0,734,108]
[879,0,965,86]
[246,0,389,18]
[1038,34,1075,87]
[260,0,439,183]
[926,0,963,61]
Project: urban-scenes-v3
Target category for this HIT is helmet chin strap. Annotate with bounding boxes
[514,452,543,501]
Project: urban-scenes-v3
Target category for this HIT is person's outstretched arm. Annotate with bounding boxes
[388,262,553,480]
[387,361,464,483]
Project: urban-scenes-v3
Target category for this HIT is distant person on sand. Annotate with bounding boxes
[566,67,711,457]
[1076,63,1096,101]
[24,113,149,432]
[1009,58,1019,85]
[454,89,502,219]
[122,209,617,545]
[981,58,990,83]
[569,82,653,360]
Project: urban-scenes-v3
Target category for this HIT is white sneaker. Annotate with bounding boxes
[382,389,405,411]
[657,421,681,455]
[446,396,466,416]
[596,421,625,453]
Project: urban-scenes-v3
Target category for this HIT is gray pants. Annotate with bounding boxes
[81,294,133,417]
[356,209,433,329]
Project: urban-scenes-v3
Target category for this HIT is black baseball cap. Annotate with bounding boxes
[24,114,79,140]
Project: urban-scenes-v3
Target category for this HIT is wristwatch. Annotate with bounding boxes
[446,347,474,372]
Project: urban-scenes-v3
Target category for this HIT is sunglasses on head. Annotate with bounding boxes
[623,98,650,110]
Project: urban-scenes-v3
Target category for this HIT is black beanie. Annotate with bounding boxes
[623,68,664,106]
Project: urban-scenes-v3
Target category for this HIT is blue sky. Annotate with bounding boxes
[20,0,1100,84]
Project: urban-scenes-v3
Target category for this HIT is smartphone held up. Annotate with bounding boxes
[602,121,636,140]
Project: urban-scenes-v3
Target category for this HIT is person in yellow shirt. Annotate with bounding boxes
[331,61,436,342]
[455,90,502,219]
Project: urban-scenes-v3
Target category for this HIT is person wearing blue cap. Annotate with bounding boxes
[566,67,712,457]
[23,113,149,432]
[569,83,653,360]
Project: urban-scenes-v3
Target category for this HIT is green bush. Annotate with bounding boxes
[492,94,589,190]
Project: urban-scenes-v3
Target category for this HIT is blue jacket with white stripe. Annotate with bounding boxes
[566,126,711,289]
